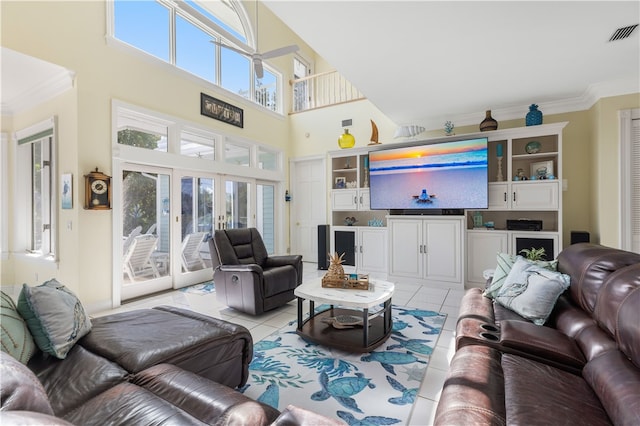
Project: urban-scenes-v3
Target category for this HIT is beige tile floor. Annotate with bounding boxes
[95,263,464,425]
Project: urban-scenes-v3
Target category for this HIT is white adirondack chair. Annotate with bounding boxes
[123,234,160,281]
[181,232,207,272]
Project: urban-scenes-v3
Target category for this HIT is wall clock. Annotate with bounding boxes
[84,168,111,210]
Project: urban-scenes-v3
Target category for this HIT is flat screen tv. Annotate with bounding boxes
[368,137,488,211]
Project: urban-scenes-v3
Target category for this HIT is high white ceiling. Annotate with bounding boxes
[265,1,640,129]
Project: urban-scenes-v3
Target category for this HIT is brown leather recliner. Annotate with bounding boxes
[209,228,303,315]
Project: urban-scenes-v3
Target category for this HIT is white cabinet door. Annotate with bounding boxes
[389,219,422,278]
[358,189,370,210]
[512,182,559,210]
[424,219,462,283]
[466,231,509,284]
[358,227,387,274]
[488,183,509,209]
[331,189,358,210]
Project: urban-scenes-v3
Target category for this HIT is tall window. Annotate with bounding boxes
[111,0,283,113]
[16,119,57,257]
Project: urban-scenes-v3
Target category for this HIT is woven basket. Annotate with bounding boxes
[321,274,369,290]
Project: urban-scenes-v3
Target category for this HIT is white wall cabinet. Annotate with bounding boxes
[466,231,509,283]
[331,189,370,211]
[331,226,387,276]
[388,216,464,289]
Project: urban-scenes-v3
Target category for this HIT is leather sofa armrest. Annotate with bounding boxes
[499,319,585,370]
[264,255,303,285]
[271,405,346,426]
[458,288,495,324]
[218,264,263,274]
[264,255,302,268]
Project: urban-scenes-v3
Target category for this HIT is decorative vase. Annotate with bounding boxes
[479,110,498,132]
[338,128,355,149]
[526,104,543,126]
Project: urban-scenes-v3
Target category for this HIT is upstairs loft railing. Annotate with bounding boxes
[290,71,366,113]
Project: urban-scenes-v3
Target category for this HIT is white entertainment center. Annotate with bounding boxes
[327,122,567,290]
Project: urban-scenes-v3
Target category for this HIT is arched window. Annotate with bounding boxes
[110,0,281,113]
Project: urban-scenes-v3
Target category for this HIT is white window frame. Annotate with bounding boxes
[619,108,640,252]
[1,133,8,260]
[106,0,284,114]
[14,117,57,260]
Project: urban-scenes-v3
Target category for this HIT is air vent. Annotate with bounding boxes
[609,24,638,42]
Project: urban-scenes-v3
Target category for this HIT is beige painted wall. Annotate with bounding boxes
[2,1,638,310]
[0,0,316,309]
[590,93,640,247]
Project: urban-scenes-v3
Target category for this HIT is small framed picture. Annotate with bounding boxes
[61,173,73,209]
[335,177,346,189]
[530,160,554,179]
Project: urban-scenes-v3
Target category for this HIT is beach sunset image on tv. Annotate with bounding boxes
[369,137,488,210]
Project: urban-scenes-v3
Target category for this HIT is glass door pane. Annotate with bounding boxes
[180,176,214,273]
[121,169,171,298]
[257,182,275,254]
[224,178,250,229]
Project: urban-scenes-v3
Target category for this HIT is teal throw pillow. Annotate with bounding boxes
[17,279,91,359]
[494,257,570,325]
[1,291,37,364]
[484,253,558,299]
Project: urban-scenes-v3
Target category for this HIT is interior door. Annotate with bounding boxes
[290,157,326,263]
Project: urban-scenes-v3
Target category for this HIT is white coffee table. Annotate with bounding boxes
[294,277,395,352]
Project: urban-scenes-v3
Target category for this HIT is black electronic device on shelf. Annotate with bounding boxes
[507,219,543,231]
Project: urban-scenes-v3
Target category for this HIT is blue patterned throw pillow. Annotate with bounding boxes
[1,291,37,364]
[17,279,91,359]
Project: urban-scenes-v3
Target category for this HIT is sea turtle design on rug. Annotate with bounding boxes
[360,351,426,375]
[311,372,375,413]
[386,375,418,406]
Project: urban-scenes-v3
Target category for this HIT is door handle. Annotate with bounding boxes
[504,192,507,202]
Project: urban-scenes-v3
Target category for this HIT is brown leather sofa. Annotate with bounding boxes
[0,304,343,425]
[435,243,640,425]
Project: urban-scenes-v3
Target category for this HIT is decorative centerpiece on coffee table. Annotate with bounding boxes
[321,252,369,290]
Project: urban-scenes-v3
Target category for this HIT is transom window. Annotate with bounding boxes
[111,0,281,113]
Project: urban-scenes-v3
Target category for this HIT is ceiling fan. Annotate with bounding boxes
[211,3,298,79]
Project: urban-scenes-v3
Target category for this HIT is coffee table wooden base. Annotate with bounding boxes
[296,303,393,353]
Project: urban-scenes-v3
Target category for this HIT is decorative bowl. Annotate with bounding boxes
[525,140,541,154]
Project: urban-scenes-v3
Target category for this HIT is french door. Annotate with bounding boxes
[119,164,173,301]
[117,163,279,302]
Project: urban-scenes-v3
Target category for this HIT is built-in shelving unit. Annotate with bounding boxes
[327,122,567,287]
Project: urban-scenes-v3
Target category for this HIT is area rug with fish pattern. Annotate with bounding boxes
[240,305,446,425]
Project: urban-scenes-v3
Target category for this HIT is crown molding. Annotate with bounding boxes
[424,77,639,131]
[1,69,75,116]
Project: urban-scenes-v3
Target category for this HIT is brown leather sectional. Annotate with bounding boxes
[435,243,640,425]
[0,305,343,425]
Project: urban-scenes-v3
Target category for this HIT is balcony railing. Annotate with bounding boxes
[290,71,366,113]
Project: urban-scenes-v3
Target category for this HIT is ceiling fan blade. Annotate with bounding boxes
[253,58,264,79]
[260,44,299,59]
[209,40,252,57]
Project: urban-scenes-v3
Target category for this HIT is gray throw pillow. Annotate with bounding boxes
[484,253,558,299]
[494,257,570,325]
[17,279,91,359]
